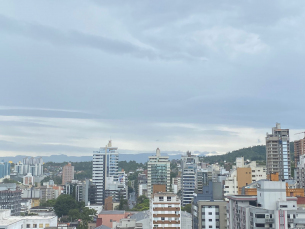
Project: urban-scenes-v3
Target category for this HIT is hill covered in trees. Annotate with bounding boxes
[201,142,294,165]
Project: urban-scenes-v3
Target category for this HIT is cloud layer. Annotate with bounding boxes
[0,1,305,156]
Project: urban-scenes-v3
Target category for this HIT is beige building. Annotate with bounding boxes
[224,157,266,197]
[62,163,74,185]
[236,167,252,194]
[151,192,181,229]
[266,123,290,180]
[294,137,305,167]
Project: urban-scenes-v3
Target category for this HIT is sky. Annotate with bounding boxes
[1,0,305,157]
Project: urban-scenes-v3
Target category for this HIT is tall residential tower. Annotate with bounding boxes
[181,151,198,206]
[266,123,290,180]
[92,140,119,205]
[147,148,170,198]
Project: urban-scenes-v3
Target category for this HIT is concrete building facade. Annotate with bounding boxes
[62,163,74,185]
[150,193,181,229]
[147,149,170,198]
[295,137,305,167]
[0,184,22,216]
[181,152,198,206]
[92,140,120,205]
[227,181,305,229]
[266,123,290,180]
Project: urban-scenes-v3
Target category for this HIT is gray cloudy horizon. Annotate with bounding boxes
[0,0,305,157]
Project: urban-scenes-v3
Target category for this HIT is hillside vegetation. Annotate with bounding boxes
[201,142,294,164]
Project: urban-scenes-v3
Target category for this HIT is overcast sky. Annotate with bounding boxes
[1,1,305,157]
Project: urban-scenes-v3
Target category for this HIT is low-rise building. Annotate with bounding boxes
[228,180,305,229]
[0,209,57,229]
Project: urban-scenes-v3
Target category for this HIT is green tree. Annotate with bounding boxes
[118,198,129,211]
[182,204,191,213]
[54,195,77,217]
[40,199,56,207]
[68,209,80,221]
[2,178,19,184]
[131,195,149,211]
[41,176,62,185]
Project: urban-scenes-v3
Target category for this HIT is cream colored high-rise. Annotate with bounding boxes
[62,163,74,185]
[147,148,170,198]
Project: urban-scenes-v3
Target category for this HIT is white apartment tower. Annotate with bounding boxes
[92,140,119,205]
[147,148,170,198]
[15,157,43,176]
[266,123,290,180]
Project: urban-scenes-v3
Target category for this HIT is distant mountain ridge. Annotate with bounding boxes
[201,142,294,164]
[0,143,294,164]
[0,151,210,163]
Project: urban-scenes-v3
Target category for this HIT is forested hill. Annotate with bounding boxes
[201,142,294,164]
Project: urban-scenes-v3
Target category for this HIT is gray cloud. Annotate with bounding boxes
[0,1,305,156]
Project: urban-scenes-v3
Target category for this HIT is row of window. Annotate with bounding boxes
[26,224,49,228]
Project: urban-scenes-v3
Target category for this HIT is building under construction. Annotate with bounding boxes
[0,183,22,216]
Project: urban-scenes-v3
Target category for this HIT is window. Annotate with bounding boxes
[45,224,49,228]
[39,224,43,228]
[26,225,31,228]
[167,197,171,201]
[209,212,212,215]
[209,219,212,222]
[161,217,165,221]
[159,197,164,201]
[33,224,37,228]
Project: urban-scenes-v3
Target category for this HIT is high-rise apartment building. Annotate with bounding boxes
[266,123,290,180]
[295,154,305,189]
[181,151,198,206]
[151,192,181,229]
[15,157,43,176]
[92,140,119,205]
[147,148,170,198]
[0,184,22,216]
[294,137,305,167]
[62,163,74,185]
[0,161,10,179]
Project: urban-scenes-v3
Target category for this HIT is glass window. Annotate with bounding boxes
[39,224,43,228]
[26,225,31,228]
[33,224,37,228]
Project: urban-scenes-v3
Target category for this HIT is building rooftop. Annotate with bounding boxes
[153,192,177,197]
[129,211,149,221]
[95,225,111,229]
[99,210,125,215]
[0,218,22,226]
[9,216,57,220]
